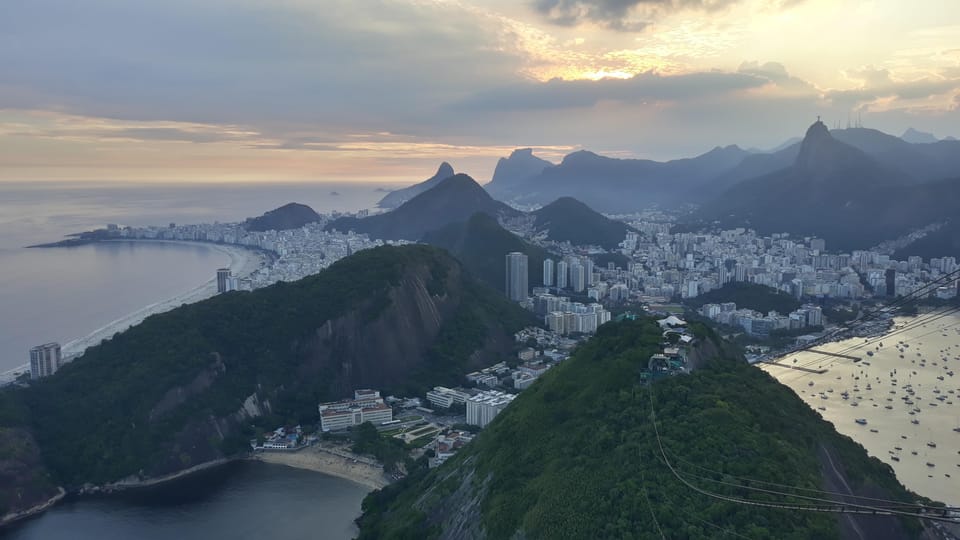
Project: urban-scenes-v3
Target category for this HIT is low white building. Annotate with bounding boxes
[318,389,393,431]
[426,386,471,409]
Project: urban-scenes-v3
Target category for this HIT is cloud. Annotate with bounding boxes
[529,0,800,31]
[827,65,960,108]
[461,70,767,110]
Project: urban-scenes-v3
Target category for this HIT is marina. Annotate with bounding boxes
[762,315,960,506]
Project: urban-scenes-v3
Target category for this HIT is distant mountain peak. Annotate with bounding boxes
[377,161,457,209]
[901,127,939,144]
[509,148,535,158]
[795,119,839,174]
[436,161,454,177]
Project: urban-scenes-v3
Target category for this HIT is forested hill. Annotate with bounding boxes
[244,202,320,231]
[532,197,635,249]
[685,281,801,314]
[357,318,925,539]
[0,246,534,506]
[423,212,552,293]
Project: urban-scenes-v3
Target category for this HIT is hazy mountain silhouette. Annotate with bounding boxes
[328,174,520,240]
[692,120,925,249]
[377,162,455,209]
[485,148,554,199]
[901,127,939,144]
[487,146,750,212]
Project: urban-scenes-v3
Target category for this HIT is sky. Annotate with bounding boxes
[2,0,959,183]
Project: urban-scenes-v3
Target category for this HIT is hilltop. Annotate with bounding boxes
[378,162,456,209]
[0,246,534,515]
[357,319,925,539]
[244,202,321,231]
[690,121,960,250]
[327,174,521,241]
[423,212,552,293]
[532,197,635,249]
[685,281,801,315]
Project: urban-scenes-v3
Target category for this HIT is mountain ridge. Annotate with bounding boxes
[328,174,521,241]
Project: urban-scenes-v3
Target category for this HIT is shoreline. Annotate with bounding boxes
[252,446,390,491]
[0,488,66,529]
[1,239,270,379]
[0,449,386,529]
[88,457,241,494]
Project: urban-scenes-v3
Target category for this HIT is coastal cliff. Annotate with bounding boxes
[0,245,534,520]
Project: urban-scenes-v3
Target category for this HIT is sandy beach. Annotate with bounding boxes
[762,315,960,506]
[59,240,267,357]
[253,447,390,491]
[1,240,268,381]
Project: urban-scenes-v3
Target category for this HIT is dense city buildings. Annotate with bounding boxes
[318,389,393,432]
[116,218,405,290]
[505,252,529,301]
[29,342,62,380]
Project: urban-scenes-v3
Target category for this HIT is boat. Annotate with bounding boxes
[928,442,937,448]
[927,462,935,467]
[953,427,960,433]
[870,429,879,433]
[867,351,874,357]
[912,419,920,424]
[855,418,868,425]
[808,381,814,387]
[892,456,900,462]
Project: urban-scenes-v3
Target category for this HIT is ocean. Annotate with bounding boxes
[0,461,369,540]
[0,180,401,373]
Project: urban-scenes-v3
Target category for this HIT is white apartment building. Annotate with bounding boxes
[466,390,516,428]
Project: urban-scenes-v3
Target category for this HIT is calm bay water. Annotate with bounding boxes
[0,462,369,540]
[0,181,399,372]
[763,315,960,506]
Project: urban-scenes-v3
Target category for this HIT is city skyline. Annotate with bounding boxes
[2,0,960,183]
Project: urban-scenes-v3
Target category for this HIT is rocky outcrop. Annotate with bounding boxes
[0,428,61,523]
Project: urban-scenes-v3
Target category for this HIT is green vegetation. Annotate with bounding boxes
[423,212,553,293]
[591,251,631,270]
[0,245,532,490]
[532,197,635,249]
[357,319,921,539]
[686,282,801,315]
[353,422,408,473]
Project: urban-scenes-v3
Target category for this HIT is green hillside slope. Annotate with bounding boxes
[358,319,924,539]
